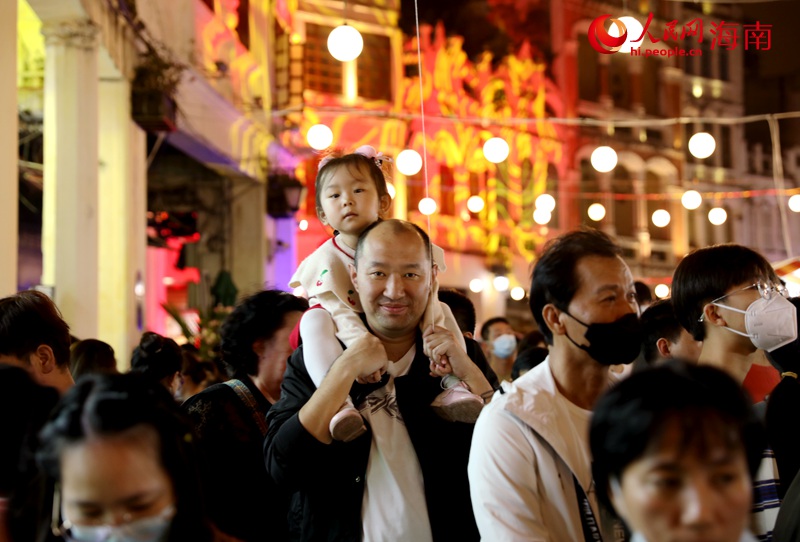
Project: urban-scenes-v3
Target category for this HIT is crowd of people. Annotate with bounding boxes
[1,145,799,542]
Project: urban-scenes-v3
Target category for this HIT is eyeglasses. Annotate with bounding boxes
[699,280,788,322]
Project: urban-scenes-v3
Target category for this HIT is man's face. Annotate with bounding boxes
[351,226,434,340]
[707,279,766,351]
[487,321,515,343]
[560,255,638,349]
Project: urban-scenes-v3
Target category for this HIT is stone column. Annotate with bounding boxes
[230,178,267,298]
[41,19,100,339]
[632,178,651,262]
[0,0,18,295]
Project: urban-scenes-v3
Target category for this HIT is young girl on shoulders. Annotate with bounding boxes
[290,145,484,442]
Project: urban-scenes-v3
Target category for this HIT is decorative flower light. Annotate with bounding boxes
[533,208,552,225]
[493,275,510,292]
[396,149,423,176]
[469,278,485,293]
[588,203,606,221]
[386,182,396,199]
[607,16,644,54]
[510,286,526,301]
[418,197,437,216]
[298,219,309,231]
[654,284,670,299]
[307,124,333,150]
[789,194,800,213]
[467,195,485,213]
[591,146,618,173]
[327,24,363,62]
[688,132,716,159]
[483,137,510,163]
[681,189,702,210]
[535,193,556,213]
[708,207,727,225]
[651,209,671,228]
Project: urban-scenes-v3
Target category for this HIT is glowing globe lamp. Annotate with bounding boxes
[418,197,437,216]
[307,124,333,150]
[708,207,727,225]
[483,137,510,163]
[493,275,510,292]
[535,193,556,212]
[607,16,644,54]
[688,132,716,159]
[467,195,485,213]
[588,203,606,221]
[654,284,670,299]
[469,278,485,293]
[396,149,423,176]
[510,286,526,301]
[327,24,363,62]
[533,208,552,225]
[651,209,671,228]
[298,219,309,231]
[788,194,800,213]
[591,146,618,173]
[681,190,702,210]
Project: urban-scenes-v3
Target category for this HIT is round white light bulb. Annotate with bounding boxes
[654,283,670,299]
[327,24,364,62]
[469,278,485,293]
[493,275,510,292]
[533,208,552,225]
[535,193,556,213]
[708,207,727,225]
[607,16,644,54]
[418,197,437,216]
[510,286,526,301]
[651,209,671,228]
[467,195,485,213]
[298,219,309,231]
[483,137,510,163]
[386,182,396,199]
[396,149,423,176]
[688,132,716,159]
[307,124,333,150]
[788,194,800,213]
[587,203,606,221]
[591,146,618,173]
[681,189,702,210]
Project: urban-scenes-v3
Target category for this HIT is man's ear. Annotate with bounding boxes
[702,303,726,327]
[348,263,358,292]
[379,194,391,218]
[656,337,671,359]
[542,304,566,337]
[33,345,57,375]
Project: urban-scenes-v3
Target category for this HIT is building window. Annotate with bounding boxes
[613,166,634,238]
[609,54,632,110]
[578,40,600,102]
[643,56,660,116]
[721,125,732,169]
[357,33,392,101]
[305,23,344,95]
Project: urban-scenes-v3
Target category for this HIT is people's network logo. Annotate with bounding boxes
[588,15,628,54]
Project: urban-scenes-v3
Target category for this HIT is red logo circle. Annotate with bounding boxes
[588,15,628,54]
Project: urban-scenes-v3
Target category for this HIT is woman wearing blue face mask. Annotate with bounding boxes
[36,373,239,542]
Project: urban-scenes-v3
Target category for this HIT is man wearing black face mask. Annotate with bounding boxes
[469,228,640,542]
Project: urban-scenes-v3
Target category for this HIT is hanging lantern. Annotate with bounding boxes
[651,209,671,228]
[688,132,716,159]
[483,137,510,163]
[654,284,670,299]
[535,193,556,212]
[788,194,800,213]
[681,189,702,210]
[510,286,526,301]
[493,275,510,292]
[396,149,423,176]
[607,16,644,54]
[467,195,485,213]
[327,24,363,62]
[469,278,485,293]
[587,203,606,221]
[533,208,552,225]
[708,207,727,225]
[418,197,437,216]
[591,146,618,173]
[307,124,333,150]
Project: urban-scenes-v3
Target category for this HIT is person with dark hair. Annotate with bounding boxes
[633,280,653,311]
[69,339,118,379]
[640,298,702,366]
[672,243,794,540]
[469,227,642,541]
[516,329,547,353]
[1,364,60,542]
[590,361,766,542]
[182,290,308,542]
[266,219,493,541]
[36,373,233,542]
[438,288,477,338]
[130,332,183,398]
[177,344,221,403]
[0,290,74,395]
[480,316,518,382]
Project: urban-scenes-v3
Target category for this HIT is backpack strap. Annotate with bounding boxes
[224,379,268,438]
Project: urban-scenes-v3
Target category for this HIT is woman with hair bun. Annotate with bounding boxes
[130,332,183,398]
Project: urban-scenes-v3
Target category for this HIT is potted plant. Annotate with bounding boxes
[131,46,184,132]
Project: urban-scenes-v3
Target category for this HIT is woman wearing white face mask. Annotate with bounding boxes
[37,373,240,542]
